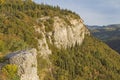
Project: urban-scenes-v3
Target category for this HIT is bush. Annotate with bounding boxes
[44,19,54,32]
[1,64,20,80]
[0,40,6,53]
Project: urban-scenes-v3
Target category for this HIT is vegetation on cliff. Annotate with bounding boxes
[47,36,120,80]
[0,0,79,55]
[0,64,20,80]
[0,0,120,80]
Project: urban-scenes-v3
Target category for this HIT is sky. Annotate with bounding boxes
[34,0,120,25]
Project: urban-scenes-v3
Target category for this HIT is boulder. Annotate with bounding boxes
[6,48,39,80]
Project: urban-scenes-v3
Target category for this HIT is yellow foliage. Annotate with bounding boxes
[1,64,18,79]
[0,0,5,4]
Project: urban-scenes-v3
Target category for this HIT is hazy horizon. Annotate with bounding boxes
[34,0,120,26]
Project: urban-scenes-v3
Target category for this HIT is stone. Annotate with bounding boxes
[6,48,39,80]
[34,16,90,56]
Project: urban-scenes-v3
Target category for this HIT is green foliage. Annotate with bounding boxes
[0,34,29,54]
[0,56,6,63]
[0,1,120,80]
[37,56,49,71]
[37,55,50,79]
[44,19,54,32]
[0,0,80,55]
[50,36,120,80]
[0,40,6,53]
[0,64,20,80]
[89,25,120,53]
[0,1,39,55]
[8,39,28,52]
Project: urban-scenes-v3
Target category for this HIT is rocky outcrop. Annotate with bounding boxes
[34,16,90,56]
[34,26,52,57]
[6,48,39,80]
[1,16,90,80]
[32,16,90,79]
[52,17,89,48]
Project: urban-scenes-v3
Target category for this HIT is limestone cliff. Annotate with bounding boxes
[0,1,120,80]
[35,16,90,56]
[6,48,39,80]
[0,15,90,80]
[33,16,90,80]
[0,15,89,80]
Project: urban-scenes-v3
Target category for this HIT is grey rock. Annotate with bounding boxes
[6,48,39,80]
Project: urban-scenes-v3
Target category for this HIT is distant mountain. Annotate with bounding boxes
[87,24,120,53]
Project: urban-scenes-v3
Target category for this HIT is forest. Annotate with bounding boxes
[0,0,120,80]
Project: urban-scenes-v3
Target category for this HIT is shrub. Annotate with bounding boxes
[1,64,20,80]
[0,40,6,53]
[44,19,54,32]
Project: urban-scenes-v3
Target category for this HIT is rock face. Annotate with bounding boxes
[52,17,89,48]
[34,26,52,56]
[6,48,39,80]
[34,16,90,56]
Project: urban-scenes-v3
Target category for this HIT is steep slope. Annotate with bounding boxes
[87,24,120,53]
[50,36,120,80]
[0,0,120,80]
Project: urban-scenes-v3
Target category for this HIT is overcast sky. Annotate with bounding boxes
[34,0,120,25]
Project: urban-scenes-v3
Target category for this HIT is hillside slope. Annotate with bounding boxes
[87,24,120,53]
[50,36,120,80]
[0,0,120,80]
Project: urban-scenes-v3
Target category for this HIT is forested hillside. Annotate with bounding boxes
[50,36,120,80]
[0,0,120,80]
[0,0,79,55]
[88,24,120,53]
